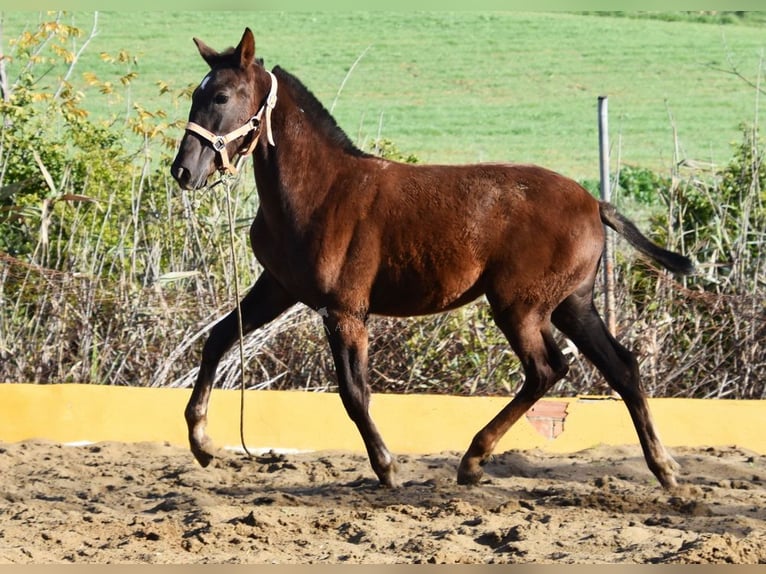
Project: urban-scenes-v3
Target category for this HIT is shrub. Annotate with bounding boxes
[0,15,232,384]
[617,124,765,398]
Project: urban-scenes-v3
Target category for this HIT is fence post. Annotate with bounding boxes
[598,96,617,336]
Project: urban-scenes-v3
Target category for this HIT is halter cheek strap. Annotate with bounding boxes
[184,70,278,175]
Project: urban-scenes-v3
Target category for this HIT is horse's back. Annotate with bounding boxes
[362,160,603,316]
[374,160,603,262]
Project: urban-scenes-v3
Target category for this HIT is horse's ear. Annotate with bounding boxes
[193,37,219,69]
[236,27,256,68]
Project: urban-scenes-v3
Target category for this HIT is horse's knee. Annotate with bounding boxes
[340,384,370,421]
[202,319,234,364]
[608,356,644,399]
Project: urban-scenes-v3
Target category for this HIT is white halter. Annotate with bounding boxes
[184,70,277,174]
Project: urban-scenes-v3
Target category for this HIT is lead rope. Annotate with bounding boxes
[215,156,253,458]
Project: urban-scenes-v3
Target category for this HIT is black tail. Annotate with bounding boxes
[599,201,695,275]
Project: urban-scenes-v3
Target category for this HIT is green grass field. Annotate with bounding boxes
[4,11,766,180]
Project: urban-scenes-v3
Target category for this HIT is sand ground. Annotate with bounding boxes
[1,440,764,564]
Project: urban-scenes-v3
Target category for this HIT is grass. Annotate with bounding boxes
[3,11,765,180]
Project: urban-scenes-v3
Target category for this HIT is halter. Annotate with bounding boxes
[184,70,278,175]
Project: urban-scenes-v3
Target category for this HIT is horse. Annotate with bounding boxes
[171,28,694,489]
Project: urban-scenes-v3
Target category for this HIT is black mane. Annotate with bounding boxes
[273,66,372,159]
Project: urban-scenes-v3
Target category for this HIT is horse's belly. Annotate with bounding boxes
[368,267,485,317]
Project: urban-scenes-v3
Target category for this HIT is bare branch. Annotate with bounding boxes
[330,44,372,114]
[53,11,99,101]
[707,29,766,95]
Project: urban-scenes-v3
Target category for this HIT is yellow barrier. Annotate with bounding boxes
[0,383,763,454]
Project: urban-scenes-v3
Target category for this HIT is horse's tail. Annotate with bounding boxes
[599,201,695,275]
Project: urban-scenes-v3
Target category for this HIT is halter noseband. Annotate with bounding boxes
[184,70,278,175]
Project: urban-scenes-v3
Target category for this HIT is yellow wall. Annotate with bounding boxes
[1,384,763,455]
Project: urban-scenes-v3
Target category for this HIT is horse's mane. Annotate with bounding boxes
[272,66,372,159]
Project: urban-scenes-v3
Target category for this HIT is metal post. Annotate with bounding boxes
[598,96,616,336]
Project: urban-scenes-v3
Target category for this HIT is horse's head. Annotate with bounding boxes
[171,28,274,190]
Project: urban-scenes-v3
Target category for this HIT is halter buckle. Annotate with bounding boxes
[213,136,227,152]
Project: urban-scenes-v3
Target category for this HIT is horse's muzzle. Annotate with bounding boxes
[171,163,193,190]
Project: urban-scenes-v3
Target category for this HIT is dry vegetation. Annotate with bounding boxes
[0,15,763,399]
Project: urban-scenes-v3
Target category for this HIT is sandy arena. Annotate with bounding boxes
[1,440,764,564]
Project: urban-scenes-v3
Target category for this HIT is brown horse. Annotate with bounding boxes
[171,28,694,489]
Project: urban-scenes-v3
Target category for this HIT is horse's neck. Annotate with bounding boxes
[253,86,347,229]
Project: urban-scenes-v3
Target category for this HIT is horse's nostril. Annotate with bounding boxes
[172,165,190,187]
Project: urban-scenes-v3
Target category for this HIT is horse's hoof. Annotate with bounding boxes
[658,472,679,490]
[193,449,214,468]
[654,455,680,490]
[190,436,216,468]
[377,460,399,488]
[457,465,483,486]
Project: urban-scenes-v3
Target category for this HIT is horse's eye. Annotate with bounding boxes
[213,93,229,105]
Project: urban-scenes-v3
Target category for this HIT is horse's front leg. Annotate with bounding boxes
[324,311,398,487]
[185,271,296,467]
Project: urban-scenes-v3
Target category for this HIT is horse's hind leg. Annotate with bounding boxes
[458,303,569,485]
[552,290,679,489]
[185,271,296,467]
[323,311,397,487]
